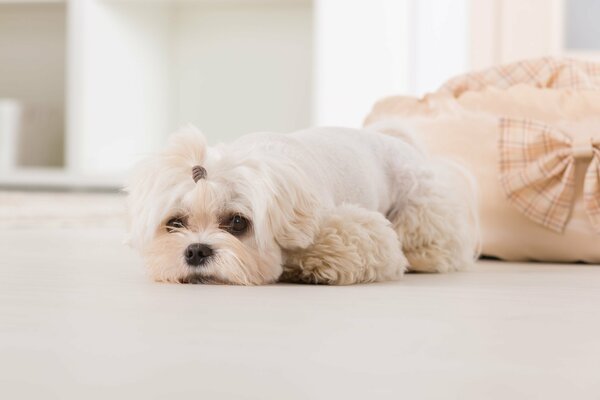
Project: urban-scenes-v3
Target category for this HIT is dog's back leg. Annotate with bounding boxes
[388,162,479,273]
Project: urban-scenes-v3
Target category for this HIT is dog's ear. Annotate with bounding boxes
[264,166,321,251]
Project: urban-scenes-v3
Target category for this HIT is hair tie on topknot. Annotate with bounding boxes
[192,165,207,183]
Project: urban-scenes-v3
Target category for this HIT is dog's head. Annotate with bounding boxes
[125,127,319,285]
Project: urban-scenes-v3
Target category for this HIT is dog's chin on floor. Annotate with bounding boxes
[126,126,479,286]
[180,274,229,285]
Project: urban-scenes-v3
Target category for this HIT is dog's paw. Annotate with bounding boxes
[281,204,407,285]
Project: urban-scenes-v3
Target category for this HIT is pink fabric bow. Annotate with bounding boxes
[499,118,600,233]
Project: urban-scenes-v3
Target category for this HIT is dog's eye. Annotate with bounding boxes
[166,216,187,232]
[225,214,249,235]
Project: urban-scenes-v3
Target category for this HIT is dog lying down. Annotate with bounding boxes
[126,126,479,285]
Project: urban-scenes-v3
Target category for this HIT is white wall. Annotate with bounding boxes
[313,0,470,127]
[313,0,410,127]
[411,0,468,95]
[68,0,172,175]
[67,0,313,174]
[0,3,65,167]
[172,1,313,143]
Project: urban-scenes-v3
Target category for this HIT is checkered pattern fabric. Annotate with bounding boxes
[437,57,600,234]
[583,147,600,233]
[499,118,600,233]
[441,57,600,96]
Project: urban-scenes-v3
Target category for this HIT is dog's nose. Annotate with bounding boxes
[184,243,213,266]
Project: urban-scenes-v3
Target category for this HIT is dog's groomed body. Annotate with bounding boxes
[127,127,478,285]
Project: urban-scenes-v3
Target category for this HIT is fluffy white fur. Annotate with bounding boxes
[281,204,407,284]
[126,126,479,285]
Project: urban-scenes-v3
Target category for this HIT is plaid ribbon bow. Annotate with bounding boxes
[499,118,600,233]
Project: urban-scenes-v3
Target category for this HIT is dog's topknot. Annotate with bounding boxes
[192,165,207,182]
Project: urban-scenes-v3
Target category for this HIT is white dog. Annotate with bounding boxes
[126,126,478,285]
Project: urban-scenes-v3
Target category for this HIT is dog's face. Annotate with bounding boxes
[126,127,319,285]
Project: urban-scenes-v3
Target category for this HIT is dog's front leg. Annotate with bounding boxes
[280,204,407,285]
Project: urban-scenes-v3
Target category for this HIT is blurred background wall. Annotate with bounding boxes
[0,0,597,190]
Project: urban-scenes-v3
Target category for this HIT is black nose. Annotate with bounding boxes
[184,243,213,266]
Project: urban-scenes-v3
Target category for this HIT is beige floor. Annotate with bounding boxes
[1,192,600,399]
